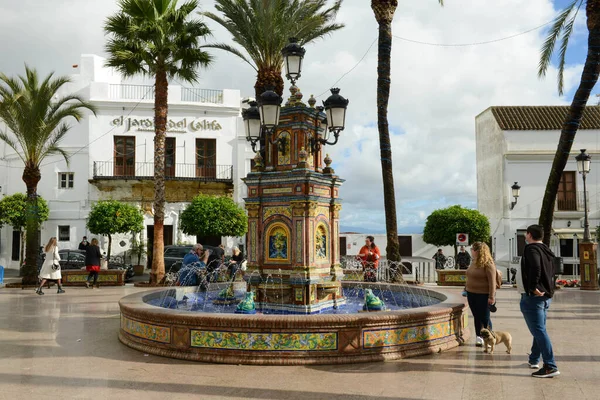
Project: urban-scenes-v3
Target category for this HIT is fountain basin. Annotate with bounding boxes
[119,283,468,365]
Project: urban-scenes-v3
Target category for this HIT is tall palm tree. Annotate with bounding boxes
[204,0,344,98]
[0,67,96,285]
[105,0,213,284]
[371,0,443,279]
[538,0,600,245]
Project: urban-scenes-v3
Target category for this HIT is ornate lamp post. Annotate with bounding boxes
[281,38,305,85]
[575,149,598,290]
[576,149,591,242]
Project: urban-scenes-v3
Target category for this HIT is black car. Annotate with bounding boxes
[163,244,222,273]
[37,250,135,281]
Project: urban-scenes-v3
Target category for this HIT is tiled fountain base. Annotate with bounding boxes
[118,283,468,365]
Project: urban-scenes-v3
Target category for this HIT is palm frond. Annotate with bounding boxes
[557,11,580,95]
[538,0,582,80]
[202,43,257,70]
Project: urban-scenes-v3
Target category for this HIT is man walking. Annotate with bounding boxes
[456,246,471,269]
[520,224,560,378]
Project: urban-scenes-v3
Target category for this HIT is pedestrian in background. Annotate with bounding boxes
[36,237,65,295]
[85,238,102,289]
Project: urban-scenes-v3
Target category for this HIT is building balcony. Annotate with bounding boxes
[88,83,240,107]
[556,191,589,212]
[92,161,233,183]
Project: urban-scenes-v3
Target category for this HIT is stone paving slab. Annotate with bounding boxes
[0,283,597,400]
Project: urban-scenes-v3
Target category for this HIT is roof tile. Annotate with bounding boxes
[490,106,600,130]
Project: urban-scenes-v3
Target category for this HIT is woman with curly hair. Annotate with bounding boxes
[465,241,497,347]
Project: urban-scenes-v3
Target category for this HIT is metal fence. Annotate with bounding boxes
[93,161,233,181]
[340,256,439,284]
[181,87,224,104]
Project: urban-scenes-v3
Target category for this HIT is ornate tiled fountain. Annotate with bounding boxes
[118,39,468,364]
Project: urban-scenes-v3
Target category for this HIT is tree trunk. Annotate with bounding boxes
[19,230,25,267]
[21,163,41,285]
[255,68,284,99]
[538,3,600,245]
[150,68,168,284]
[107,234,112,261]
[372,1,402,271]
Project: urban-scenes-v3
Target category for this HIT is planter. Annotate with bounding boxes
[436,269,466,286]
[133,265,145,276]
[62,270,126,286]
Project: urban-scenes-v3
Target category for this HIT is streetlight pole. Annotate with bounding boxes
[575,149,598,290]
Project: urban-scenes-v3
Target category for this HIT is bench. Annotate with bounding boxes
[61,269,127,286]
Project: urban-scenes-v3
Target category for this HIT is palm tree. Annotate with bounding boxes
[0,67,96,285]
[105,0,213,283]
[203,0,344,98]
[538,0,600,245]
[371,0,443,279]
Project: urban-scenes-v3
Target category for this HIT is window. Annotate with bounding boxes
[557,171,577,211]
[165,137,176,177]
[58,173,74,189]
[114,136,136,176]
[196,139,216,178]
[58,226,70,242]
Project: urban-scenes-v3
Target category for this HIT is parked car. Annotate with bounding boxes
[163,244,222,273]
[36,249,135,282]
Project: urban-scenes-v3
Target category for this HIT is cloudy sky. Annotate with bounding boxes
[0,0,593,233]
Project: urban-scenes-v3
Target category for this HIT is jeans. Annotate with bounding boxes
[466,292,492,337]
[87,271,98,285]
[520,294,557,370]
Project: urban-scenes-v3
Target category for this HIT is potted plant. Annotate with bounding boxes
[129,236,147,276]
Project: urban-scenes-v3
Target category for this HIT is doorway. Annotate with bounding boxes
[146,225,174,268]
[165,137,176,177]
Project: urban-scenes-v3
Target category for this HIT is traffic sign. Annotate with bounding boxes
[456,233,469,246]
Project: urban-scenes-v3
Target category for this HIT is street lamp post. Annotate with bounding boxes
[576,149,591,242]
[575,149,598,290]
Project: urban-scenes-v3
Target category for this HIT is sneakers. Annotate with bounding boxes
[57,288,65,294]
[476,336,483,347]
[532,366,560,378]
[528,362,540,369]
[85,282,90,289]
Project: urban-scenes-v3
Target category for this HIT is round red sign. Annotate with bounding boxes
[457,234,467,242]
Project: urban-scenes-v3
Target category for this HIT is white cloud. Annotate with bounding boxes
[0,0,584,233]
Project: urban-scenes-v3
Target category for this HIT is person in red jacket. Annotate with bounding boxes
[357,236,380,282]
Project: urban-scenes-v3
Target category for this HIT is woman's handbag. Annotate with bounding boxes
[240,260,248,271]
[51,250,60,271]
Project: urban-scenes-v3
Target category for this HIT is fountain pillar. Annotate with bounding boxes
[243,90,345,313]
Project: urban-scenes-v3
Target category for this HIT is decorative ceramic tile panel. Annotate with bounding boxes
[445,274,467,282]
[190,331,337,351]
[65,274,118,283]
[249,221,257,262]
[263,188,293,195]
[296,221,303,262]
[121,315,171,344]
[263,206,292,221]
[363,321,455,349]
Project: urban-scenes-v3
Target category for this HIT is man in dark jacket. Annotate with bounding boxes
[456,246,471,269]
[520,224,559,378]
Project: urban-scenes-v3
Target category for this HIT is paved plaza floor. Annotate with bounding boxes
[0,275,598,400]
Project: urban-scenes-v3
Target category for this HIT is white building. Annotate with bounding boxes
[476,105,600,276]
[0,54,254,269]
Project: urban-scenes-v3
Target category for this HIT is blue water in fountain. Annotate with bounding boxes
[146,286,441,315]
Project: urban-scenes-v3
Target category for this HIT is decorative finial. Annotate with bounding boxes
[296,147,308,169]
[252,152,264,171]
[308,94,316,108]
[323,153,334,175]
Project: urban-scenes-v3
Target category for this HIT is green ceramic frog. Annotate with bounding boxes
[235,291,257,314]
[363,288,385,311]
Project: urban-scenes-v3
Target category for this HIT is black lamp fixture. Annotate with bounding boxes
[510,182,521,210]
[242,100,261,152]
[281,38,306,85]
[576,149,592,242]
[244,37,349,156]
[309,89,349,152]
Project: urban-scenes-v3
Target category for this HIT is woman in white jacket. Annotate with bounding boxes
[36,237,65,295]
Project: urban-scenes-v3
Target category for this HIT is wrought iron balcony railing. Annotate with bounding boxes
[556,191,589,212]
[107,84,224,104]
[92,161,233,182]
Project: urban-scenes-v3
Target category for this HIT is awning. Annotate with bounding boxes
[552,228,596,239]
